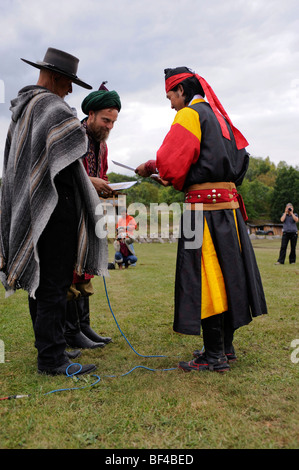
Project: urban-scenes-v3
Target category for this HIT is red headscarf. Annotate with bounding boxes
[165,72,248,150]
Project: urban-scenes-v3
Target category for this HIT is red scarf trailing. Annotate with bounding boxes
[165,73,248,150]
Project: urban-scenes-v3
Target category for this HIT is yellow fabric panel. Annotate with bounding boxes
[172,103,203,141]
[201,218,228,319]
[189,98,206,107]
[233,209,241,250]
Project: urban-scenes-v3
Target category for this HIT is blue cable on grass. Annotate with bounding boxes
[0,364,101,400]
[44,275,177,396]
[103,276,173,360]
[105,364,177,379]
[44,364,101,395]
[44,275,177,395]
[0,276,177,400]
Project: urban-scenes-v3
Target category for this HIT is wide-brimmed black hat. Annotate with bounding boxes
[21,47,92,90]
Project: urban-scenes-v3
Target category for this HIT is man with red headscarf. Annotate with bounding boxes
[136,67,267,373]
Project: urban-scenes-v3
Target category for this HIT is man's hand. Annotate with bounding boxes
[90,177,114,198]
[152,176,171,186]
[135,163,150,177]
[135,162,171,186]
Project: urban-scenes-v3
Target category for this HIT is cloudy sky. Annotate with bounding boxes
[0,0,298,178]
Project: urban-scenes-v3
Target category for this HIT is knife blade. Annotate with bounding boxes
[111,160,136,172]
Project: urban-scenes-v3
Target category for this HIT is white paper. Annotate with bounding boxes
[108,181,137,191]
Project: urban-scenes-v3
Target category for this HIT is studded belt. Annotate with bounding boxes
[185,182,240,211]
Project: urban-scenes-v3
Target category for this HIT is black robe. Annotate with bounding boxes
[173,100,267,335]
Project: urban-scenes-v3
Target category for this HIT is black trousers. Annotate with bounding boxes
[29,172,78,369]
[277,232,298,264]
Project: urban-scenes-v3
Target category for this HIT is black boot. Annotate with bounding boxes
[65,300,106,349]
[179,314,229,372]
[201,313,229,371]
[29,297,82,360]
[223,312,237,362]
[77,297,112,344]
[193,312,237,363]
[66,349,81,359]
[38,361,97,376]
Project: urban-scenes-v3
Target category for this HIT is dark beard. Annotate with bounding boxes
[90,125,110,143]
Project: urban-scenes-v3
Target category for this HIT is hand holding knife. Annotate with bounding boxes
[112,160,159,179]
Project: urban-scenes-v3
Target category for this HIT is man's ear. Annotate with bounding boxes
[53,72,61,82]
[178,84,184,96]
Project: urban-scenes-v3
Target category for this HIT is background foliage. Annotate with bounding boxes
[108,156,299,223]
[1,155,297,223]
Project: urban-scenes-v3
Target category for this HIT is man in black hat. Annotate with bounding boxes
[0,48,108,376]
[64,83,122,349]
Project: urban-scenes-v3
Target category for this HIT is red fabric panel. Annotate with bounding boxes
[99,143,108,181]
[157,123,200,191]
[145,160,157,175]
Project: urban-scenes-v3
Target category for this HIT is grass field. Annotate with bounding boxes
[0,238,298,450]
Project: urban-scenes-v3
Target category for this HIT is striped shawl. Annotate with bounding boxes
[0,86,108,297]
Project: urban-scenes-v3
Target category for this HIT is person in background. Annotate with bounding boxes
[114,208,138,269]
[275,203,298,265]
[64,82,121,349]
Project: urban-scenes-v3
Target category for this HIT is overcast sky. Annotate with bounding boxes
[0,0,298,178]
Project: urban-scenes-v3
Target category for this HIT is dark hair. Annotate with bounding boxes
[164,67,205,104]
[164,66,194,79]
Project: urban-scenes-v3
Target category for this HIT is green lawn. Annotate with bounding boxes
[0,238,298,449]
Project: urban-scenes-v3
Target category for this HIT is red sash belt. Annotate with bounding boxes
[185,187,238,204]
[185,182,248,222]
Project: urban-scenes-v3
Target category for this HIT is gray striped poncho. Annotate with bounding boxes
[0,85,108,297]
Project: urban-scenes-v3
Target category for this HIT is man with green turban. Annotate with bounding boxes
[81,85,121,116]
[81,82,121,198]
[64,82,121,350]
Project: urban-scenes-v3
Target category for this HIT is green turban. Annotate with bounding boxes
[81,90,121,115]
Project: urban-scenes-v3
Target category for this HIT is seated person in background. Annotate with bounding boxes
[114,229,138,269]
[114,208,137,268]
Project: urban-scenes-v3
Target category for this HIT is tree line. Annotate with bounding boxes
[108,156,299,224]
[0,155,297,224]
